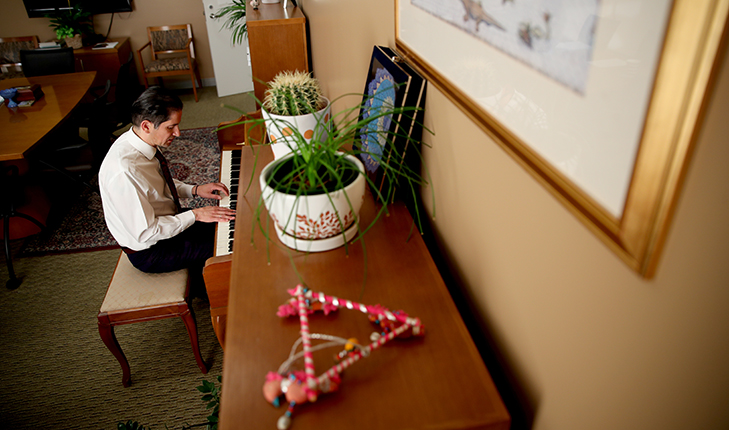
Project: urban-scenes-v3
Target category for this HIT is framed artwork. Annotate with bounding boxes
[396,0,729,277]
[358,45,427,204]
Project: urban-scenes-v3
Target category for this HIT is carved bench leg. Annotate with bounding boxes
[179,304,209,374]
[97,314,132,387]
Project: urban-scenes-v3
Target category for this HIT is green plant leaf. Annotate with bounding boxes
[219,83,435,287]
[216,0,248,45]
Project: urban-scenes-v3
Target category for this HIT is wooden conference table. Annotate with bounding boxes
[219,146,510,429]
[0,71,95,160]
[0,71,95,289]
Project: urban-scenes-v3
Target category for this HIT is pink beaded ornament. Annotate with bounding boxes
[264,285,425,429]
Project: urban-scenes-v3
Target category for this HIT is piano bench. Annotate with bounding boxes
[97,251,209,387]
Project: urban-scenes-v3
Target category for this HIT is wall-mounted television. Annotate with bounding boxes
[23,0,133,18]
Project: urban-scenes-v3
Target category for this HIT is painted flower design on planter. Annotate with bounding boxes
[360,67,396,173]
[271,210,355,240]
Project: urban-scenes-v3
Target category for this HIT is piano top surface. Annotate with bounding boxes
[219,145,510,430]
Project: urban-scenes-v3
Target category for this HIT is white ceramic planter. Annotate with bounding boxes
[262,98,331,159]
[259,153,366,252]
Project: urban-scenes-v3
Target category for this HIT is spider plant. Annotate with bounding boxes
[222,84,434,253]
[215,0,248,46]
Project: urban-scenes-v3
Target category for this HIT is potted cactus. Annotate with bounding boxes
[261,70,331,159]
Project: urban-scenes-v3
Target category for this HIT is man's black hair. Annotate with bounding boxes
[130,86,184,129]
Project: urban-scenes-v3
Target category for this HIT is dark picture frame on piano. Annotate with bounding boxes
[357,45,427,208]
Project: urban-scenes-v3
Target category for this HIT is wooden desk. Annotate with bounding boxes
[220,146,510,430]
[0,72,95,161]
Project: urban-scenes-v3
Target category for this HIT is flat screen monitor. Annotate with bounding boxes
[23,0,133,18]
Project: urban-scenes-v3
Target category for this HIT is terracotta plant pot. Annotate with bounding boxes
[64,35,83,49]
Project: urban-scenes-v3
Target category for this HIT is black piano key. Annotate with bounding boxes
[216,150,243,256]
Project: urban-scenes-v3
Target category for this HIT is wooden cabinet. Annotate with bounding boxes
[247,4,309,103]
[73,37,134,89]
[216,5,310,148]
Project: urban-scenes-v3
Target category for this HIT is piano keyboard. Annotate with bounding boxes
[215,149,241,256]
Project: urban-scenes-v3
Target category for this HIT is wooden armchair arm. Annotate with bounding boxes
[136,41,151,55]
[137,41,151,66]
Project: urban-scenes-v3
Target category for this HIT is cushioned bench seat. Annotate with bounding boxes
[97,251,208,387]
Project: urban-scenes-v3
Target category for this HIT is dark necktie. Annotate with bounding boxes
[155,150,182,213]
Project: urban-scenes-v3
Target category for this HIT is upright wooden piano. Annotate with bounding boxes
[204,143,510,429]
[202,5,509,429]
[203,2,310,347]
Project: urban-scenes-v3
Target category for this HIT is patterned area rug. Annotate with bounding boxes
[19,127,221,256]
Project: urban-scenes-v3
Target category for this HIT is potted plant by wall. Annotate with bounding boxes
[228,80,432,253]
[215,0,248,46]
[261,70,331,160]
[46,2,93,49]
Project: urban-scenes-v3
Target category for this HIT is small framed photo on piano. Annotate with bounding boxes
[357,45,427,205]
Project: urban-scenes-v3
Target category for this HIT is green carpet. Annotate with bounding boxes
[0,249,224,429]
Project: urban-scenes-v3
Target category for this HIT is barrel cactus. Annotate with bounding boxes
[262,70,326,116]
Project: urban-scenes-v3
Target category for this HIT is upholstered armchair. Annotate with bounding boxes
[137,24,202,102]
[0,36,39,79]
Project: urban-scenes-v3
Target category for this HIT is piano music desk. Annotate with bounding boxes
[217,146,510,429]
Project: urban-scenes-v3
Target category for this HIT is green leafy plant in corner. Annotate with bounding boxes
[196,375,222,430]
[215,0,248,46]
[46,2,93,40]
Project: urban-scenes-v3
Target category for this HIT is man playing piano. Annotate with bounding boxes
[98,86,236,287]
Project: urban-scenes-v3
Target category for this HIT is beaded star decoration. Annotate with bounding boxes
[263,285,425,429]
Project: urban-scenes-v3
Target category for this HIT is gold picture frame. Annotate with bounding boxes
[396,0,729,278]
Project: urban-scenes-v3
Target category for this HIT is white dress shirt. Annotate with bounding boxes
[98,128,196,251]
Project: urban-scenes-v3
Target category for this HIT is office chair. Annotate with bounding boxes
[108,51,142,129]
[19,47,75,77]
[39,80,112,192]
[0,163,49,289]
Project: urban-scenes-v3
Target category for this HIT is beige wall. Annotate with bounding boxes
[303,1,729,429]
[4,0,215,84]
[6,0,728,428]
